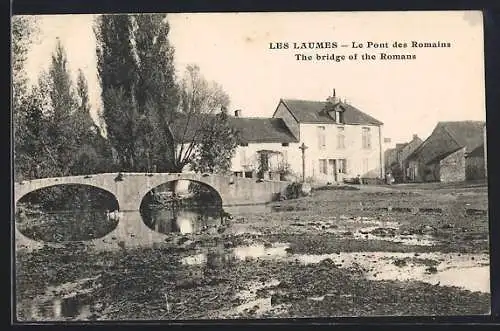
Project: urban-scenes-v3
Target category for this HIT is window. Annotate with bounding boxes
[362,127,372,149]
[337,127,345,149]
[319,159,327,174]
[337,111,344,124]
[337,159,347,174]
[240,143,249,147]
[317,126,326,149]
[282,142,289,147]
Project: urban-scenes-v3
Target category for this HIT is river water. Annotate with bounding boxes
[15,202,490,321]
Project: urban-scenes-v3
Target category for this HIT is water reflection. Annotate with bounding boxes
[233,243,290,260]
[294,251,490,293]
[297,218,437,246]
[182,243,290,266]
[21,295,92,321]
[180,243,490,293]
[143,206,224,235]
[140,180,227,235]
[16,209,119,242]
[354,226,436,246]
[182,253,207,265]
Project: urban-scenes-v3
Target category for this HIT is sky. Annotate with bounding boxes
[19,11,485,147]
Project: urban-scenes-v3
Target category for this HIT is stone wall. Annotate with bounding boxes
[439,148,466,183]
[466,156,486,180]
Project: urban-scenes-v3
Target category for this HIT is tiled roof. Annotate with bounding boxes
[467,143,485,158]
[407,121,485,164]
[439,121,485,153]
[280,99,383,125]
[425,147,464,165]
[169,113,298,144]
[228,117,299,144]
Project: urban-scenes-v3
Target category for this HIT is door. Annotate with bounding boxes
[328,159,337,182]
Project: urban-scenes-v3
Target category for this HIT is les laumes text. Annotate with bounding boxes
[269,41,452,50]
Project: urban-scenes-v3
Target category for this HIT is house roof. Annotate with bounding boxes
[438,121,485,153]
[425,147,464,165]
[407,121,485,164]
[399,136,423,154]
[467,143,485,158]
[169,113,298,144]
[228,117,299,144]
[280,99,383,125]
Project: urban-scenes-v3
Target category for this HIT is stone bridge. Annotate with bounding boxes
[14,172,290,211]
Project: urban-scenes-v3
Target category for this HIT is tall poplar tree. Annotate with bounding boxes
[131,13,179,172]
[96,13,180,172]
[95,14,139,171]
[95,14,238,174]
[38,41,108,176]
[72,69,114,174]
[44,40,80,175]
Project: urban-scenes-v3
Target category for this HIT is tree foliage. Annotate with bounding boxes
[173,65,232,172]
[12,16,38,104]
[132,13,179,172]
[95,14,181,172]
[95,14,139,171]
[12,16,39,180]
[95,14,236,174]
[190,108,239,174]
[15,14,239,183]
[15,81,50,179]
[14,37,113,180]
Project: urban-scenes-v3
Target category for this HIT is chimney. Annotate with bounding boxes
[327,88,339,105]
[412,134,418,140]
[234,109,242,117]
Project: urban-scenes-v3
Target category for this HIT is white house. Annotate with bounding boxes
[228,114,300,179]
[230,90,385,183]
[169,90,385,185]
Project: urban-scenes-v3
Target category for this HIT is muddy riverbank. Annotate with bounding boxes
[15,182,490,320]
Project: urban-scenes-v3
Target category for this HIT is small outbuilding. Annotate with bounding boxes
[406,121,485,183]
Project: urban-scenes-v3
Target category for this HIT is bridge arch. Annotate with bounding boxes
[138,178,223,208]
[130,173,231,211]
[14,180,121,244]
[14,175,120,209]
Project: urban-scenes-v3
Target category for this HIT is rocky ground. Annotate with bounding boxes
[15,181,490,320]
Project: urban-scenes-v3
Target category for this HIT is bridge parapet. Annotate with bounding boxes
[14,172,290,210]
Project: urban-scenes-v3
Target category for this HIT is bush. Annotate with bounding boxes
[285,182,311,200]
